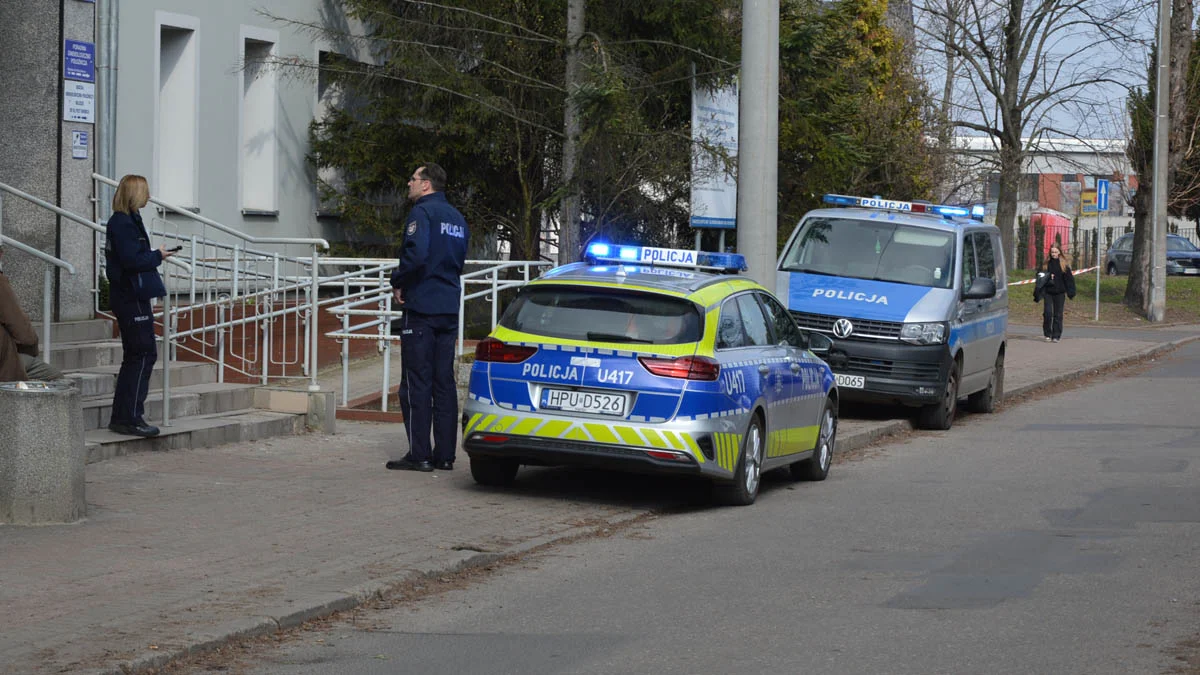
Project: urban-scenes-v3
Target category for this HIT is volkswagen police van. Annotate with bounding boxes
[777,194,1007,430]
[462,244,839,506]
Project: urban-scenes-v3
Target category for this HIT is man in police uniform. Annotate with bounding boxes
[387,163,469,472]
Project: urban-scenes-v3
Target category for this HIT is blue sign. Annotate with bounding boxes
[1096,179,1110,211]
[64,40,95,83]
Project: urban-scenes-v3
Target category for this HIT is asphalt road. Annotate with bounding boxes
[209,343,1200,675]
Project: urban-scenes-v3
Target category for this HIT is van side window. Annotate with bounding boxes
[961,233,978,289]
[734,294,771,347]
[973,232,997,280]
[716,298,746,349]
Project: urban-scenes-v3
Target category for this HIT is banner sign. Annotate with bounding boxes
[690,81,738,230]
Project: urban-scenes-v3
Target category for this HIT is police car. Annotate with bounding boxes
[461,244,839,506]
[778,194,1007,430]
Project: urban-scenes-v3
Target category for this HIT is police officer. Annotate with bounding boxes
[386,163,469,472]
[105,174,177,437]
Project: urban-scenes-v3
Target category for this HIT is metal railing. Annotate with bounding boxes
[0,194,77,362]
[323,259,551,411]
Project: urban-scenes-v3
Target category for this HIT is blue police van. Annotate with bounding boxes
[776,194,1007,430]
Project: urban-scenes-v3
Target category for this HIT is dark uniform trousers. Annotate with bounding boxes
[398,311,459,464]
[110,289,158,426]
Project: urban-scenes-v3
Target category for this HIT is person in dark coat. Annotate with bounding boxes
[1033,243,1076,342]
[104,174,178,437]
[386,163,469,472]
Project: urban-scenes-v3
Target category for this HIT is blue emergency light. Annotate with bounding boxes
[584,243,747,272]
[822,194,984,221]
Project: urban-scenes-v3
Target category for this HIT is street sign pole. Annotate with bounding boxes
[1095,179,1108,322]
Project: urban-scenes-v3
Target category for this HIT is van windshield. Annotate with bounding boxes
[779,217,957,289]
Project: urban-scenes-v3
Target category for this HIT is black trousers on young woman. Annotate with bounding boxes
[1042,292,1066,340]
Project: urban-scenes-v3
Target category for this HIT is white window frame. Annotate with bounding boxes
[153,11,201,210]
[239,25,280,216]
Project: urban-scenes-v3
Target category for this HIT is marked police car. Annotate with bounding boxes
[778,194,1007,430]
[462,244,839,506]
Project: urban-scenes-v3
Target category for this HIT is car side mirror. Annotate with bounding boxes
[963,277,996,300]
[806,331,833,356]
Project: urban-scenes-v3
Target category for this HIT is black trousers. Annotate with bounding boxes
[110,290,158,425]
[1042,292,1066,339]
[398,311,459,463]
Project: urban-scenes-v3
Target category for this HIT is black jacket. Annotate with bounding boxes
[390,192,469,315]
[105,210,165,300]
[1033,258,1075,302]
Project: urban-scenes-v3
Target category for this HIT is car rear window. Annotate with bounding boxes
[499,286,704,344]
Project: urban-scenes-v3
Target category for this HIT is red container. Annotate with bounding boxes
[1028,209,1071,268]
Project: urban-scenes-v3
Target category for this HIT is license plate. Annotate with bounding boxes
[541,388,627,416]
[1185,268,1199,275]
[835,374,865,389]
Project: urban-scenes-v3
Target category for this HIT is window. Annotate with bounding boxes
[241,29,278,214]
[498,287,702,344]
[961,232,977,289]
[734,294,770,347]
[156,13,199,207]
[780,218,956,289]
[973,232,997,280]
[758,294,805,348]
[716,298,746,349]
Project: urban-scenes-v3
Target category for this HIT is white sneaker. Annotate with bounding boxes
[1045,336,1053,342]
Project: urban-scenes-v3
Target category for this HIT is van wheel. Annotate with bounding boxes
[715,414,764,506]
[1107,263,1118,276]
[918,361,959,430]
[967,351,1004,413]
[792,398,836,481]
[469,455,519,486]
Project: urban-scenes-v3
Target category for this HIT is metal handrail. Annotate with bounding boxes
[0,230,76,365]
[93,173,331,251]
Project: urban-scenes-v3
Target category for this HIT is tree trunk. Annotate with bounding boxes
[1124,184,1150,309]
[558,0,585,265]
[995,143,1022,267]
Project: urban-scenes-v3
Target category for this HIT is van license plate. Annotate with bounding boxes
[542,388,627,416]
[835,374,865,389]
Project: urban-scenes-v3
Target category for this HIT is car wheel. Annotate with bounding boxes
[469,455,519,486]
[792,397,837,481]
[967,350,1004,414]
[1107,262,1118,276]
[716,413,764,506]
[918,360,959,430]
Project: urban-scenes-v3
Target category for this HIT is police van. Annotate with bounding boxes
[776,194,1007,430]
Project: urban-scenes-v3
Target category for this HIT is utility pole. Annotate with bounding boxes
[1149,0,1170,321]
[558,0,584,265]
[736,0,780,292]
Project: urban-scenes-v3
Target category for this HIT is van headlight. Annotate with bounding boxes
[900,322,946,345]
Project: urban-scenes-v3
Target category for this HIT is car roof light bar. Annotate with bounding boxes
[821,194,984,221]
[584,243,748,272]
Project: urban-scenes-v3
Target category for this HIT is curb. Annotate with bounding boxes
[93,512,649,675]
[90,335,1199,674]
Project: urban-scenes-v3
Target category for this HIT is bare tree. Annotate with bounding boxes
[915,0,1143,260]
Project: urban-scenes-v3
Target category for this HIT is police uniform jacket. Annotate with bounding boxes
[105,211,166,300]
[390,192,468,315]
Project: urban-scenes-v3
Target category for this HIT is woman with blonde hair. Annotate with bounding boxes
[103,174,177,437]
[1033,243,1076,342]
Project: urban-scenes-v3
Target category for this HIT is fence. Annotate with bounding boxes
[1014,219,1200,270]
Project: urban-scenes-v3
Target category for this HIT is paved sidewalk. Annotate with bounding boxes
[0,327,1195,674]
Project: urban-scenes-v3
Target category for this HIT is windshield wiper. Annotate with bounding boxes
[782,266,836,276]
[586,332,654,344]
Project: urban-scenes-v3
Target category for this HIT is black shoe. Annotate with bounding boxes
[434,461,454,471]
[386,458,434,472]
[108,422,160,437]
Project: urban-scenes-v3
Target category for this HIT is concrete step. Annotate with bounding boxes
[80,383,258,431]
[50,340,123,371]
[69,360,219,391]
[83,408,307,463]
[52,318,113,344]
[62,371,117,397]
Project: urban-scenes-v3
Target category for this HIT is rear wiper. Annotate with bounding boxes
[587,332,654,344]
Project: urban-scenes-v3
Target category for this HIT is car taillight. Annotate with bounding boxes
[637,355,720,380]
[475,337,538,363]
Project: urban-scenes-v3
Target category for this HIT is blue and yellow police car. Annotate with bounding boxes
[461,244,839,506]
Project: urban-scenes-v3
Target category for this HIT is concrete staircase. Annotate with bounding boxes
[50,319,311,463]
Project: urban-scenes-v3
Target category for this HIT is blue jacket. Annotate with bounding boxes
[390,192,468,315]
[105,210,165,299]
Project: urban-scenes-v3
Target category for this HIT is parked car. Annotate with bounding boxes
[462,245,839,506]
[1106,233,1200,275]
